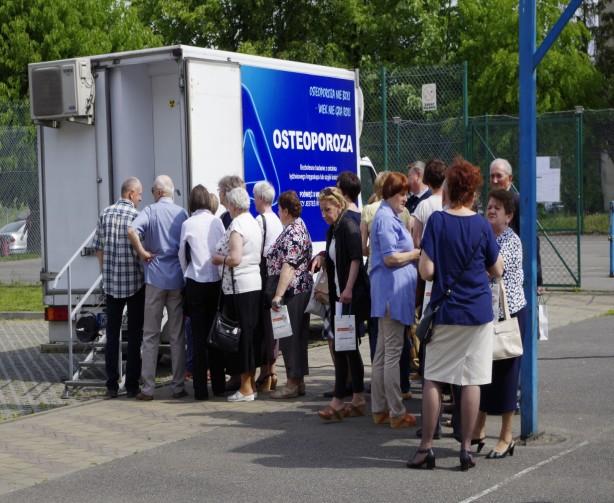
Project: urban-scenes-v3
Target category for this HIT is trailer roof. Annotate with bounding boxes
[87,45,356,81]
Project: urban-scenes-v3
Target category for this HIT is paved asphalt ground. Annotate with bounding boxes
[0,313,612,502]
[0,234,611,501]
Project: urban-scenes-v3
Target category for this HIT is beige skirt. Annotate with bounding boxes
[424,322,493,386]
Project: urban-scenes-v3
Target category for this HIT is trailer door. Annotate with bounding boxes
[185,60,243,198]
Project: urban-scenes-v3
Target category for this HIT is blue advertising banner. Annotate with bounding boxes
[240,65,357,243]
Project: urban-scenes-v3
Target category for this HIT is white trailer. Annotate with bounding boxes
[29,45,368,343]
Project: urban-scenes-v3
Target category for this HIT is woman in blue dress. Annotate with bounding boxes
[408,158,504,471]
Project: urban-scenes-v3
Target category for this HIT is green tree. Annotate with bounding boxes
[0,0,162,100]
[455,0,606,115]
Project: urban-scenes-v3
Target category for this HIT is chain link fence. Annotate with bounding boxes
[0,101,40,257]
[467,112,583,287]
[360,63,467,171]
[1,85,613,289]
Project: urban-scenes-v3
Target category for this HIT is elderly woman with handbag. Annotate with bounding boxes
[472,189,527,459]
[212,187,263,402]
[317,186,370,421]
[266,191,313,399]
[369,172,421,428]
[179,185,226,400]
[408,158,503,471]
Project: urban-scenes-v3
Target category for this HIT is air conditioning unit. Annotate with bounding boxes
[28,58,95,123]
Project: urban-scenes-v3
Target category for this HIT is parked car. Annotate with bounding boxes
[0,220,28,255]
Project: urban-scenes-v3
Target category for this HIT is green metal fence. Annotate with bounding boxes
[358,63,614,289]
[360,63,468,170]
[466,112,583,288]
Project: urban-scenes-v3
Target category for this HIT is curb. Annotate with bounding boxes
[0,311,43,320]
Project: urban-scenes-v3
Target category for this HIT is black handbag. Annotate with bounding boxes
[416,232,485,345]
[416,302,440,345]
[207,263,241,353]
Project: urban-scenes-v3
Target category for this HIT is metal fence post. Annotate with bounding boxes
[575,106,584,287]
[463,61,470,160]
[610,201,614,277]
[381,66,388,170]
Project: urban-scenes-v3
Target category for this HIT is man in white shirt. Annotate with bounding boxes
[411,159,447,247]
[406,161,431,214]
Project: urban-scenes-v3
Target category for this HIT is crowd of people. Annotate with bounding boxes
[93,156,528,471]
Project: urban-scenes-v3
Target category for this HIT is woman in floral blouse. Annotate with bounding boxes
[472,188,527,459]
[267,191,314,399]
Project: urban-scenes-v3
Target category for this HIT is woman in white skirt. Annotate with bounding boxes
[407,158,504,471]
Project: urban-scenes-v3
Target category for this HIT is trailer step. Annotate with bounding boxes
[64,379,106,388]
[77,361,107,369]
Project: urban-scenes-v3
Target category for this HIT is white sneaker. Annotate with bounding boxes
[227,390,256,402]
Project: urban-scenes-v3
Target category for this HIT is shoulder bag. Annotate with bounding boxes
[207,262,241,353]
[492,278,523,360]
[416,232,485,345]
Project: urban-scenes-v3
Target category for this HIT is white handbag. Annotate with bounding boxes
[492,279,523,360]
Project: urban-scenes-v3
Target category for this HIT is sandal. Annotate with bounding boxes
[318,405,345,422]
[255,373,277,393]
[343,402,366,417]
[372,411,390,424]
[390,412,417,429]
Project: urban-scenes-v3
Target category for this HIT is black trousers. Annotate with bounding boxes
[185,278,221,399]
[105,287,145,393]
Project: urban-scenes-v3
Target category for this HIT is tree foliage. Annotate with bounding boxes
[454,0,606,115]
[0,0,608,114]
[0,0,162,100]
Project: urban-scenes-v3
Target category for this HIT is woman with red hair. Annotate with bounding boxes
[408,158,504,471]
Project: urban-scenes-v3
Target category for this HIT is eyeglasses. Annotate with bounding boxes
[319,187,336,197]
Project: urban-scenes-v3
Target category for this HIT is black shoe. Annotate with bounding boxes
[105,389,118,399]
[459,449,476,471]
[452,436,485,453]
[126,389,140,398]
[172,389,189,399]
[407,448,436,469]
[194,393,209,401]
[486,441,515,459]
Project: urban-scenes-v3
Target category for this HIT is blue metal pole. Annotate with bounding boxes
[533,0,583,67]
[610,201,614,277]
[519,0,539,439]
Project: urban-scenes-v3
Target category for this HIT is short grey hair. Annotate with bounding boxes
[218,175,245,193]
[225,187,250,212]
[408,160,426,176]
[490,158,513,176]
[121,177,141,196]
[253,181,275,205]
[153,175,174,197]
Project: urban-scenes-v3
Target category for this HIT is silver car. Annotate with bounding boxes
[0,220,28,255]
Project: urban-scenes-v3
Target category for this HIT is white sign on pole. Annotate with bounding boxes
[536,156,561,203]
[422,83,437,112]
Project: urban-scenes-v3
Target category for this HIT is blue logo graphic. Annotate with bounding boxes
[240,65,357,242]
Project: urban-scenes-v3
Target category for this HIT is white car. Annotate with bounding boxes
[0,220,28,255]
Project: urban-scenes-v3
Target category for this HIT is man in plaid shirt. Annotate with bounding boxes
[94,177,145,399]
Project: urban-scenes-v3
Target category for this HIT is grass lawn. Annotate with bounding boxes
[0,283,44,312]
[0,252,39,262]
[539,213,609,234]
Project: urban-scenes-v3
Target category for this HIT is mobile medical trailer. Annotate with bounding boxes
[28,45,366,344]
